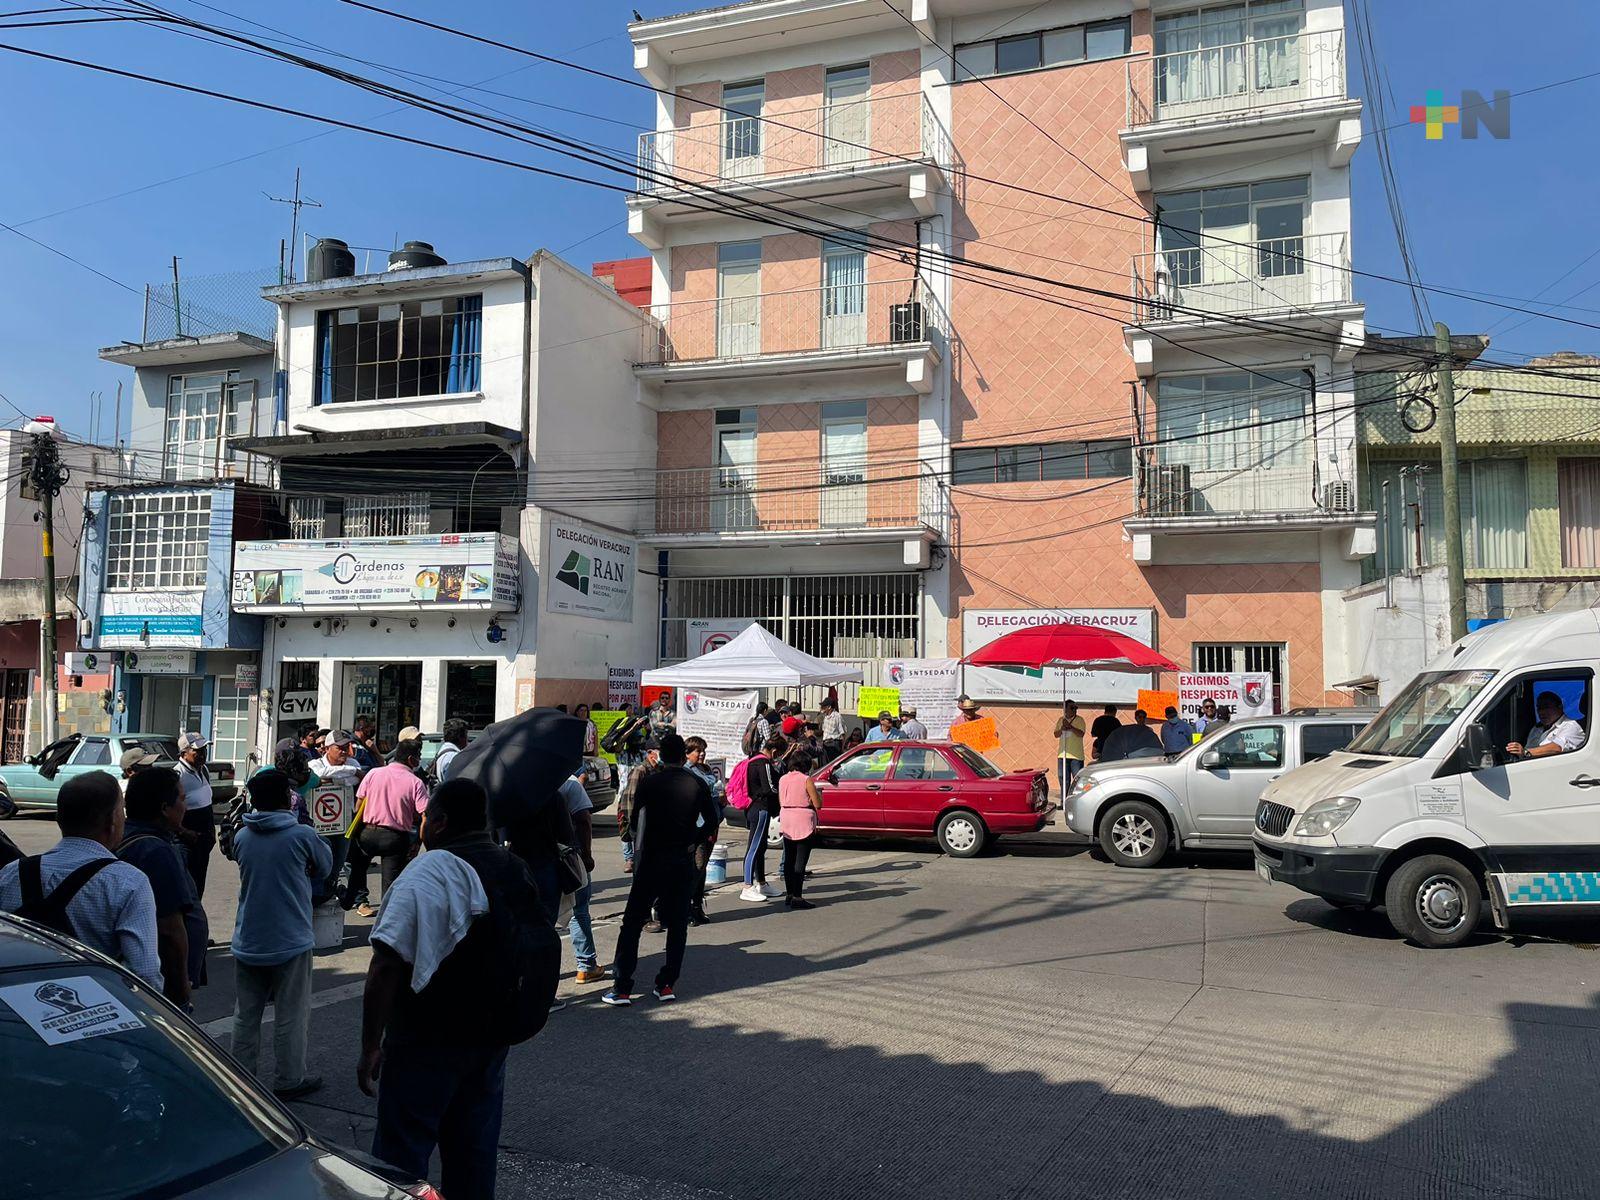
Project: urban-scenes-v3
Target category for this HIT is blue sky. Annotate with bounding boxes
[0,0,1596,438]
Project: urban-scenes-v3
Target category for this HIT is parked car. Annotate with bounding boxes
[414,734,616,812]
[1064,710,1374,867]
[0,732,238,816]
[0,911,437,1198]
[767,740,1053,858]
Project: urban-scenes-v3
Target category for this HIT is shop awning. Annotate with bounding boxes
[641,624,863,689]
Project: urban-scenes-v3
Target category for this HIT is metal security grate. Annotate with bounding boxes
[1194,642,1286,711]
[1256,799,1294,837]
[345,492,430,538]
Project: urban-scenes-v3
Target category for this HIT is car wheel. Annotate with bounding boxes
[1098,800,1170,868]
[935,810,987,858]
[1384,854,1481,948]
[766,821,783,849]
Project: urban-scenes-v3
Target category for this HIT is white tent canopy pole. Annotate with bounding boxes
[641,623,865,689]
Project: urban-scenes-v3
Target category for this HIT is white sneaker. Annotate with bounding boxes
[739,886,768,902]
[760,883,784,898]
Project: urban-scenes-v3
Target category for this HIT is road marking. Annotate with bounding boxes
[200,980,366,1038]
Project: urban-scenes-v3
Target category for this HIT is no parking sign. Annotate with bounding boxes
[311,783,352,836]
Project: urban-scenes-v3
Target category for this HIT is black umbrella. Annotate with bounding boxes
[447,707,585,828]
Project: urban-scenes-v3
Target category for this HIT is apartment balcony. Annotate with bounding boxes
[635,278,945,397]
[1124,457,1373,563]
[1121,29,1361,187]
[643,463,947,557]
[1125,233,1363,373]
[627,94,953,247]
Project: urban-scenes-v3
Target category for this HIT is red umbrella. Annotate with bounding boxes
[962,622,1179,673]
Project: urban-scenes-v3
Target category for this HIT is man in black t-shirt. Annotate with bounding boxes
[1090,705,1122,761]
[603,734,720,1007]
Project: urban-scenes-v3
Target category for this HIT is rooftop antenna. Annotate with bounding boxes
[263,168,322,283]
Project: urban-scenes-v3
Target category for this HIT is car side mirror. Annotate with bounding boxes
[1462,721,1495,771]
[1198,750,1222,770]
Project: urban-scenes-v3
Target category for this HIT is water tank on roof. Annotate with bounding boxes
[306,237,356,282]
[387,241,447,272]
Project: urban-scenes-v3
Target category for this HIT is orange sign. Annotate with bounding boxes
[1137,689,1180,718]
[949,716,1000,753]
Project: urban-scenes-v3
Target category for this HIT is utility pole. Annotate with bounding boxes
[25,416,69,744]
[264,168,321,284]
[1434,321,1468,642]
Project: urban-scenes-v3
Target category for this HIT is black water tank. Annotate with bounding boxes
[387,240,447,272]
[306,237,356,282]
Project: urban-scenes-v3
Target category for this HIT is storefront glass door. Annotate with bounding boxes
[444,662,497,736]
[377,663,422,753]
[145,676,203,737]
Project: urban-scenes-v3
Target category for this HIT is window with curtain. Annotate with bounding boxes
[1154,1,1304,108]
[1367,458,1529,573]
[316,293,482,404]
[1559,458,1600,569]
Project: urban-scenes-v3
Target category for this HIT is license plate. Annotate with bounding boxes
[1256,862,1272,885]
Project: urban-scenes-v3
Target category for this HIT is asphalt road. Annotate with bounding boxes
[10,812,1600,1199]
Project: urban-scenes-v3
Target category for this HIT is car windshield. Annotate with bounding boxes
[950,745,1002,778]
[127,737,179,762]
[1,962,298,1198]
[1345,669,1497,758]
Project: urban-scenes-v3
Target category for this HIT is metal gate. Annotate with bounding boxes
[2,670,31,762]
[661,573,921,714]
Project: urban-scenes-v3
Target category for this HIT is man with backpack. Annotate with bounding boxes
[0,772,162,990]
[360,778,558,1200]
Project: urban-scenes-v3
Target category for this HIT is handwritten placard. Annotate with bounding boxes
[1137,689,1180,718]
[857,686,902,719]
[949,716,1000,754]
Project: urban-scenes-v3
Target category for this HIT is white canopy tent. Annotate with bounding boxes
[641,623,864,689]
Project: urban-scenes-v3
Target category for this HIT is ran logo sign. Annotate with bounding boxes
[545,518,636,622]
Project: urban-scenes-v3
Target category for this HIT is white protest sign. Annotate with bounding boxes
[607,665,641,710]
[676,687,759,763]
[885,658,961,738]
[1178,673,1276,720]
[311,782,352,835]
[0,975,146,1045]
[961,609,1157,704]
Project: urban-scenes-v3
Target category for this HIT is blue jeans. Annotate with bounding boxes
[373,1041,508,1200]
[568,881,597,969]
[1058,757,1082,796]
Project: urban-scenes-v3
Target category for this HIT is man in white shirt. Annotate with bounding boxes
[1507,691,1587,759]
[900,707,928,741]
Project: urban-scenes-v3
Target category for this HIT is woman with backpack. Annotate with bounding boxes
[738,736,785,903]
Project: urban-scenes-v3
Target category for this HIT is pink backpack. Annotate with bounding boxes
[727,755,762,810]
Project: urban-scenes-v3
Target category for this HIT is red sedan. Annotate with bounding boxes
[811,740,1050,858]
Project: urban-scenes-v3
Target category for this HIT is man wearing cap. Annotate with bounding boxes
[865,711,904,744]
[952,696,983,725]
[119,745,158,790]
[900,707,928,741]
[174,732,217,898]
[312,732,367,908]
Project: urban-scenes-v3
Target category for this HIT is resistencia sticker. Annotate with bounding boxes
[0,975,146,1045]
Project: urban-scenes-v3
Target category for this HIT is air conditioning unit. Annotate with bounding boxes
[1322,480,1355,513]
[889,301,924,343]
[1149,463,1193,515]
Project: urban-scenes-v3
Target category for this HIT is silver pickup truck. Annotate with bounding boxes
[1063,710,1374,866]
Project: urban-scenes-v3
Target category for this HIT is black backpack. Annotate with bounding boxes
[15,855,113,939]
[448,848,560,1046]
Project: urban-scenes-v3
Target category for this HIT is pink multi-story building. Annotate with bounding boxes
[628,0,1369,760]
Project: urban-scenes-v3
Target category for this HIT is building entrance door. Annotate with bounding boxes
[2,670,29,763]
[444,662,496,735]
[145,676,204,737]
[377,663,422,752]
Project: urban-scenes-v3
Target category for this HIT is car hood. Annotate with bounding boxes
[188,1143,415,1199]
[1258,750,1413,813]
[1077,756,1176,784]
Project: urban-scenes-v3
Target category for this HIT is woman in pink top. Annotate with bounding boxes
[778,749,823,910]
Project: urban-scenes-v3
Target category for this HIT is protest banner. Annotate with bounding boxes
[1137,689,1181,717]
[606,665,641,710]
[1178,673,1275,720]
[949,716,1000,754]
[591,710,627,764]
[676,687,759,763]
[857,686,902,719]
[884,658,961,737]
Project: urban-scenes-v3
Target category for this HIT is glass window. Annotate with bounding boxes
[2,965,297,1197]
[1346,669,1497,758]
[1463,458,1529,570]
[1210,724,1284,768]
[1300,723,1358,763]
[105,491,212,591]
[833,747,896,780]
[1471,669,1592,769]
[1043,27,1085,65]
[950,744,1002,778]
[995,33,1042,74]
[212,678,251,772]
[163,372,230,481]
[954,439,1132,483]
[1085,18,1131,59]
[73,738,112,766]
[319,294,481,404]
[891,747,960,781]
[953,41,995,80]
[1558,458,1600,569]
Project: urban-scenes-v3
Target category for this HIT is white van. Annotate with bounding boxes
[1254,609,1600,947]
